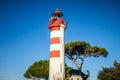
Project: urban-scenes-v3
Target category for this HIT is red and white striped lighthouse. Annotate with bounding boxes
[48,9,67,80]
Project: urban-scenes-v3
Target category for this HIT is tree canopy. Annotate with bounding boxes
[65,41,108,70]
[24,60,49,79]
[97,60,120,80]
[65,41,108,58]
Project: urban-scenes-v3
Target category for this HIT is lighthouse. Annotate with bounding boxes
[48,9,67,80]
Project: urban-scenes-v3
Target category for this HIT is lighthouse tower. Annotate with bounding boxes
[48,9,67,80]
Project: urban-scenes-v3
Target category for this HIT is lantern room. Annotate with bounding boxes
[52,8,63,18]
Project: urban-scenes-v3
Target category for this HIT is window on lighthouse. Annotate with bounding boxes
[58,14,61,18]
[53,14,61,18]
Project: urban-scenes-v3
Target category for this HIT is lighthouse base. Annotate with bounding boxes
[49,58,65,80]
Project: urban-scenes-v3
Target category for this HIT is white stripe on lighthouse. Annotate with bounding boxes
[50,44,61,51]
[50,30,60,38]
[50,31,63,39]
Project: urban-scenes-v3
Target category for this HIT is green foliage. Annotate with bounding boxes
[65,41,108,58]
[97,60,120,80]
[114,60,120,70]
[24,60,49,78]
[65,64,72,78]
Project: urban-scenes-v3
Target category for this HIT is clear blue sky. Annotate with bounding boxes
[0,0,120,80]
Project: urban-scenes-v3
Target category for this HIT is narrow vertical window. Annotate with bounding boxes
[60,64,62,72]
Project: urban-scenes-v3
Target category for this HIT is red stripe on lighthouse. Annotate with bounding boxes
[50,50,60,57]
[50,37,60,44]
[50,26,60,31]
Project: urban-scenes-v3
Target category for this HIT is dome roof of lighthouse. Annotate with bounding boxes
[52,8,63,17]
